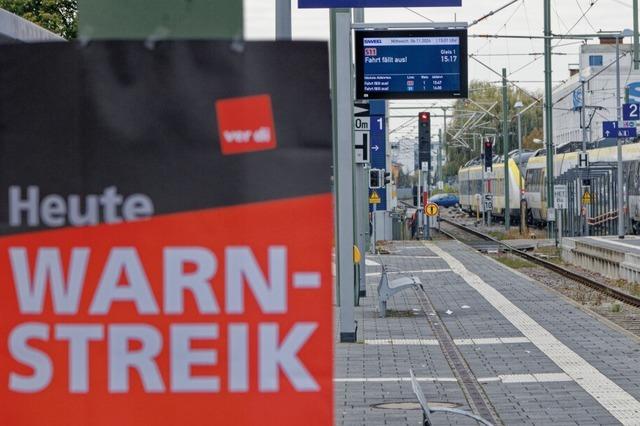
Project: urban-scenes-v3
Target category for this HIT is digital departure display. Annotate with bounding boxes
[355,29,468,100]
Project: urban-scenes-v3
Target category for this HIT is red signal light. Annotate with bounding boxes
[419,112,430,123]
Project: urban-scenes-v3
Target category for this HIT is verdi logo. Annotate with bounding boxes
[215,95,277,155]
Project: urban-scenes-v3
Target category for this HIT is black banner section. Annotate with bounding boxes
[0,41,332,235]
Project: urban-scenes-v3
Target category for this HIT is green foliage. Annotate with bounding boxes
[0,0,77,39]
[443,80,544,179]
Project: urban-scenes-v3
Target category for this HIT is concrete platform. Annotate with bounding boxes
[335,240,640,425]
[505,238,556,251]
[561,236,640,284]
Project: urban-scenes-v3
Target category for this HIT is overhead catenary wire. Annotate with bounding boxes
[404,8,433,22]
[469,0,521,28]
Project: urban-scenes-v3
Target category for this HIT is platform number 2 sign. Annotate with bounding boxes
[623,103,640,121]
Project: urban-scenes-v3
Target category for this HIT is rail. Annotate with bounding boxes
[439,218,640,309]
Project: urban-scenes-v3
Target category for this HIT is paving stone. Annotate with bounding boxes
[334,241,640,425]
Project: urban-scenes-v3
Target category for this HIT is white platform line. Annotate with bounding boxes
[365,259,380,266]
[365,339,439,346]
[292,272,321,289]
[364,337,530,346]
[380,255,441,259]
[334,377,458,383]
[429,243,640,425]
[496,373,573,384]
[366,269,451,277]
[455,337,531,346]
[334,373,571,384]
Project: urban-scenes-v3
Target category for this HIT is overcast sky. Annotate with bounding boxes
[243,0,637,159]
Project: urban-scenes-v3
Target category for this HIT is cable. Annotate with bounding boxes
[522,0,536,53]
[507,0,600,78]
[553,0,571,34]
[469,0,521,28]
[554,50,632,104]
[404,8,433,23]
[470,56,541,102]
[574,0,598,33]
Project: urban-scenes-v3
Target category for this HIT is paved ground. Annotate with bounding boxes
[334,240,640,425]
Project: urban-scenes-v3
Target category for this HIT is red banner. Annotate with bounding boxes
[0,41,333,425]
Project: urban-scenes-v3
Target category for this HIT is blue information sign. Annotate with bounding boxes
[370,100,387,211]
[355,29,468,100]
[299,0,461,7]
[623,103,640,121]
[603,121,637,138]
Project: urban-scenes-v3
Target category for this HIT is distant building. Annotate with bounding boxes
[552,37,640,148]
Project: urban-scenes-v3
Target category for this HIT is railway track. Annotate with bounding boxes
[438,217,640,310]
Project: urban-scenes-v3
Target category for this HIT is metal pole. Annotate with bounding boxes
[425,164,431,240]
[616,35,625,239]
[581,80,587,154]
[481,134,486,225]
[275,0,292,40]
[544,0,555,238]
[438,128,443,187]
[634,0,639,70]
[353,8,366,298]
[371,202,377,254]
[330,9,356,343]
[417,169,423,239]
[581,76,589,236]
[502,68,511,230]
[442,108,448,189]
[442,108,448,162]
[517,113,522,165]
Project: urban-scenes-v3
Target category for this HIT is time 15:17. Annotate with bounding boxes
[441,55,458,63]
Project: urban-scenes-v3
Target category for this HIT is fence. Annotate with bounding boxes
[555,162,629,237]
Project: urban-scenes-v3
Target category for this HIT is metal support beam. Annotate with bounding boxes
[276,0,292,40]
[353,7,367,299]
[437,128,443,185]
[634,0,639,70]
[351,21,467,30]
[543,0,555,238]
[616,36,625,239]
[502,68,511,230]
[331,9,356,343]
[580,63,589,236]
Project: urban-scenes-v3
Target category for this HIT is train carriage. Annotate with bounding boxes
[458,157,524,222]
[525,143,640,233]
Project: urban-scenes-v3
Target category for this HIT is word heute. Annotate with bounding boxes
[6,246,319,395]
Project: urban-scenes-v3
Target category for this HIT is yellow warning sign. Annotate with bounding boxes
[369,190,381,205]
[425,203,440,217]
[582,191,592,205]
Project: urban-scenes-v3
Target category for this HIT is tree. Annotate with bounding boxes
[523,127,544,151]
[443,80,543,179]
[1,0,77,39]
